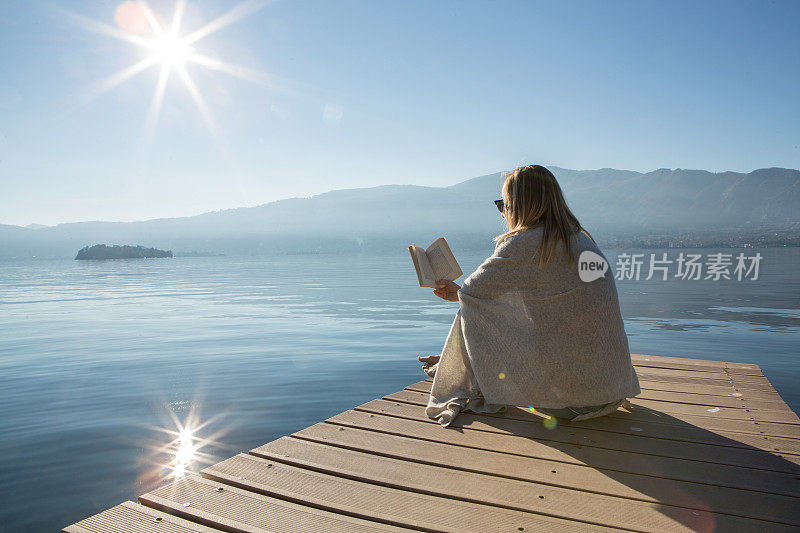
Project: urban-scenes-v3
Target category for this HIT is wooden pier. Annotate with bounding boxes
[65,354,800,532]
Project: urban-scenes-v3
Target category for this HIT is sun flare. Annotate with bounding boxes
[142,406,228,482]
[67,0,273,152]
[170,425,198,478]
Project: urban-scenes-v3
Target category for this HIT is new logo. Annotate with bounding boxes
[578,251,608,282]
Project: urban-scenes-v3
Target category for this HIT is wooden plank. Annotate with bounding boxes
[632,366,774,385]
[269,430,800,525]
[634,365,764,380]
[325,411,800,497]
[357,399,800,471]
[630,356,764,376]
[620,359,769,384]
[631,354,761,371]
[634,372,776,392]
[636,379,788,400]
[629,388,792,412]
[139,474,415,533]
[626,397,799,424]
[387,389,800,442]
[632,355,761,370]
[412,379,795,414]
[202,454,620,533]
[634,365,774,382]
[249,436,799,531]
[729,371,779,386]
[63,501,223,533]
[526,399,799,440]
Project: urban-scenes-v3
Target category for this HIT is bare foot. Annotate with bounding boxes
[418,354,440,377]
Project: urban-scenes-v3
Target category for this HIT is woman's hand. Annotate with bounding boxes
[433,279,460,302]
[418,354,440,377]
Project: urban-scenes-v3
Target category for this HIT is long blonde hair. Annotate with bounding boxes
[494,165,586,266]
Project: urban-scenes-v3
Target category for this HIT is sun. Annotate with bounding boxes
[132,0,196,72]
[149,32,194,69]
[65,0,275,152]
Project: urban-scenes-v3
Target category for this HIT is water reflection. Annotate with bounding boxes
[144,406,228,483]
[171,426,196,478]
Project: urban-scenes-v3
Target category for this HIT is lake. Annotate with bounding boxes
[1,246,798,531]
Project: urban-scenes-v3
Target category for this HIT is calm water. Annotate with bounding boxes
[1,247,798,531]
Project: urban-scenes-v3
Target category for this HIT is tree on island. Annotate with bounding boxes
[75,244,173,260]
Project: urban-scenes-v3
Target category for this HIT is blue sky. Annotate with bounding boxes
[1,0,798,226]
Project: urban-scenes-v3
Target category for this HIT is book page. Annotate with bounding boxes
[408,245,437,287]
[426,237,463,282]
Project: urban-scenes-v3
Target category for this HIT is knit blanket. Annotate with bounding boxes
[425,227,641,427]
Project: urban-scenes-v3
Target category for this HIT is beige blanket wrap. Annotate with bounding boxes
[425,228,641,426]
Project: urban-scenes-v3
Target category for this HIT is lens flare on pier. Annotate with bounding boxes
[527,405,558,429]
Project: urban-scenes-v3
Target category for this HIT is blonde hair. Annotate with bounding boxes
[494,164,586,266]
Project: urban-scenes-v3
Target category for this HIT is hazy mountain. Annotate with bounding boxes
[1,167,798,259]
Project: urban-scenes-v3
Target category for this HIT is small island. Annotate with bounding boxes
[75,244,173,260]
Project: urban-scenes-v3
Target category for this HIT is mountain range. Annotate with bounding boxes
[1,166,798,259]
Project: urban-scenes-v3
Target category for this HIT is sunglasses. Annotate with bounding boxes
[494,199,504,213]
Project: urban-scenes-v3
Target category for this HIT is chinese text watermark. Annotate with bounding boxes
[612,252,763,281]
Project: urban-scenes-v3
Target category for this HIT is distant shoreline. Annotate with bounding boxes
[2,166,798,259]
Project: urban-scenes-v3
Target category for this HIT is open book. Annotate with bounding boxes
[408,237,463,288]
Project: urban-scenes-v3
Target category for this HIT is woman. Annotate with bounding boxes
[419,165,640,427]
